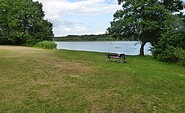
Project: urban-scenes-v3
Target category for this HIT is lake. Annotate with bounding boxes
[55,41,152,55]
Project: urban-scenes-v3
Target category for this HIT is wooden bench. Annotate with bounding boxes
[106,53,126,63]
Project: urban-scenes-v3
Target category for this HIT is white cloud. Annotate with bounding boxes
[35,0,119,18]
[75,26,88,32]
[33,0,121,36]
[63,27,71,32]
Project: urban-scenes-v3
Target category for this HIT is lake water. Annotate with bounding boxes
[55,41,152,55]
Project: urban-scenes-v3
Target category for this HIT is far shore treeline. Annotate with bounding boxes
[54,34,137,41]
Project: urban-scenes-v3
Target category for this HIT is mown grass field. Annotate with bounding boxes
[0,46,185,113]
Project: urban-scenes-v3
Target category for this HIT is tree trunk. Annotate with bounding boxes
[139,41,146,56]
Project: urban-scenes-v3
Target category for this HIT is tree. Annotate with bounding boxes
[118,0,184,11]
[0,0,53,45]
[151,14,185,65]
[108,0,171,55]
[108,0,184,55]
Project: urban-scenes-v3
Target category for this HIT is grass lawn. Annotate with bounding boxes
[0,46,185,113]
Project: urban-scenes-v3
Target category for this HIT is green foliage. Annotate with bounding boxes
[152,45,182,62]
[178,49,185,66]
[34,41,56,49]
[161,0,184,11]
[0,0,54,46]
[151,13,185,66]
[151,29,185,66]
[117,0,184,12]
[153,45,185,65]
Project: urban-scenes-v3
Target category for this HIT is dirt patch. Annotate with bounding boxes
[0,46,46,54]
[0,46,50,59]
[0,46,38,51]
[0,46,92,74]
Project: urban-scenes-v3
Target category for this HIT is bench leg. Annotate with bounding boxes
[106,57,109,62]
[121,57,125,64]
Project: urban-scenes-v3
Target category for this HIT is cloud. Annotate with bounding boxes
[35,0,119,18]
[33,0,121,36]
[63,27,71,32]
[54,25,89,36]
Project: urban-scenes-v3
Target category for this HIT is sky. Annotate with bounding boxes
[33,0,121,37]
[33,0,185,37]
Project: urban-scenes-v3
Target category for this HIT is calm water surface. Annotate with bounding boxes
[55,41,152,55]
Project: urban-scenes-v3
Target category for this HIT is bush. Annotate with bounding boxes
[177,48,185,66]
[152,45,182,62]
[34,41,57,49]
[151,30,185,66]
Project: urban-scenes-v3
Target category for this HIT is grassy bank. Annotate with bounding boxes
[0,46,185,113]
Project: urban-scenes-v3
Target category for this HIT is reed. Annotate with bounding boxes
[34,41,57,49]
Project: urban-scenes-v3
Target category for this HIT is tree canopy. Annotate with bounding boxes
[0,0,54,45]
[118,0,184,11]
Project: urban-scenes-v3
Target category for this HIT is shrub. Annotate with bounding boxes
[177,48,185,66]
[151,30,185,66]
[153,45,182,62]
[34,41,57,49]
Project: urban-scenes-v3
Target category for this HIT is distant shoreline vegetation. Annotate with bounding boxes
[54,34,137,41]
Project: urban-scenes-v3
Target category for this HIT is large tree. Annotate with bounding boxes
[0,0,53,45]
[108,0,184,55]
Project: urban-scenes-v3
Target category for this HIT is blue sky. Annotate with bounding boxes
[34,0,185,37]
[33,0,120,36]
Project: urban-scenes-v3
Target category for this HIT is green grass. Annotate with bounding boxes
[0,46,185,113]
